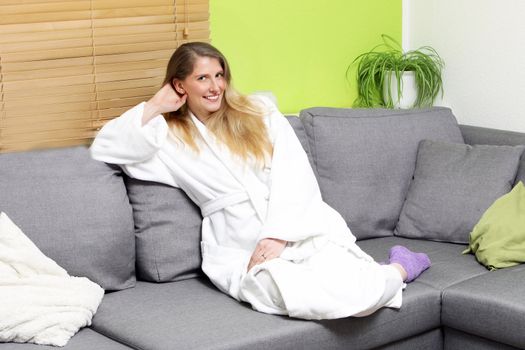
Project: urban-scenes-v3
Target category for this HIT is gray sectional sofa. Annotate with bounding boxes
[1,107,524,350]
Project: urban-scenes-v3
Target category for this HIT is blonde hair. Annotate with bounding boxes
[162,42,272,165]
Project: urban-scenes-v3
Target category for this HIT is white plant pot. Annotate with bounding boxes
[383,71,417,109]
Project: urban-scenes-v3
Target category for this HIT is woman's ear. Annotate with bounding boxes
[172,79,185,95]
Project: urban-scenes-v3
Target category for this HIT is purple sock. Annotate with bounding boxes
[389,245,431,282]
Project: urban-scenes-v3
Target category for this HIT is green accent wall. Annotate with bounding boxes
[210,0,401,114]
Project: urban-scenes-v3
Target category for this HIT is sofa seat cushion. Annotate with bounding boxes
[299,107,464,240]
[444,327,522,350]
[378,329,442,350]
[442,264,525,349]
[92,279,440,350]
[0,329,132,350]
[0,146,135,291]
[357,237,488,290]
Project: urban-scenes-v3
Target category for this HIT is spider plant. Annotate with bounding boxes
[348,34,445,108]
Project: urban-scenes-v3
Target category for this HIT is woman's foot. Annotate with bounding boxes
[389,245,431,282]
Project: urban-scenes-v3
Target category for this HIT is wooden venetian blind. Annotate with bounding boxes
[0,0,209,153]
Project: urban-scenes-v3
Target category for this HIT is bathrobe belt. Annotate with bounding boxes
[200,191,251,217]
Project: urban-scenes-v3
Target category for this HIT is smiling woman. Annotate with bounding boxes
[148,42,272,163]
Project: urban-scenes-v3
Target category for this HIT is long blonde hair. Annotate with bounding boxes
[162,42,272,164]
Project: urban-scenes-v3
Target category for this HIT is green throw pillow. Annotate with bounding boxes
[463,181,525,270]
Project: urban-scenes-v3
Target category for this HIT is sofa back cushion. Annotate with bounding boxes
[0,147,135,291]
[299,107,464,240]
[125,177,203,282]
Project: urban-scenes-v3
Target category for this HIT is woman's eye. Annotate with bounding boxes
[216,72,224,78]
[197,76,206,81]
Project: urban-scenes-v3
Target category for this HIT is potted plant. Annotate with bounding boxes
[348,34,445,108]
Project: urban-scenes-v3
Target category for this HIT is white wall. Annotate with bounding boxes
[403,0,525,132]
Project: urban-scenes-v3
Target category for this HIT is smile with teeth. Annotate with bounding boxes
[204,94,220,101]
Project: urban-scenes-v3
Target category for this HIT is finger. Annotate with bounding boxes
[247,258,262,272]
[247,254,258,272]
[262,248,282,261]
[247,251,268,272]
[173,95,187,110]
[262,253,275,261]
[258,251,272,262]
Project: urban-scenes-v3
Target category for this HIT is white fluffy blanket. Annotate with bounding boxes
[0,212,104,347]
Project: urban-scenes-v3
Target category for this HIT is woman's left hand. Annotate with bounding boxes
[247,238,287,272]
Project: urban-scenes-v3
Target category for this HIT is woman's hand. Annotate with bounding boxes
[247,238,287,272]
[142,83,187,125]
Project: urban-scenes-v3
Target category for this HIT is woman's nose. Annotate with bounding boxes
[209,78,220,92]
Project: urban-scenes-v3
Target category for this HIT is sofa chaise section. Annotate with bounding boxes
[442,264,525,349]
[436,123,525,350]
[443,328,523,350]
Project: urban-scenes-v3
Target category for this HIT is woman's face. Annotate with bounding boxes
[175,56,226,122]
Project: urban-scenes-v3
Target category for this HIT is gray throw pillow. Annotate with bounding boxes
[125,177,203,282]
[299,107,464,240]
[395,140,525,243]
[0,147,135,291]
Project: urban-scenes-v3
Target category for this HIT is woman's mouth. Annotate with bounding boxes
[204,94,220,102]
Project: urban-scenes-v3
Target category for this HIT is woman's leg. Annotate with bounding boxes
[390,263,408,281]
[254,268,285,309]
[354,264,404,317]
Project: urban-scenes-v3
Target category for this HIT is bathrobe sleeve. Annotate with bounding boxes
[90,102,178,187]
[256,97,350,244]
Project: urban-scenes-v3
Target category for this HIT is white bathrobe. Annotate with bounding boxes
[90,96,403,319]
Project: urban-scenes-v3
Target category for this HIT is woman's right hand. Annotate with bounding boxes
[247,238,287,272]
[142,84,187,126]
